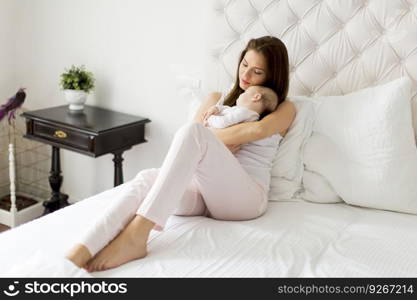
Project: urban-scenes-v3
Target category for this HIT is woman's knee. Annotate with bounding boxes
[133,168,159,183]
[175,121,206,140]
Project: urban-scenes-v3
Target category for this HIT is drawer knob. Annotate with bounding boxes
[54,130,67,138]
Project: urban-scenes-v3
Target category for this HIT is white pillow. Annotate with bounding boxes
[301,133,343,203]
[300,77,417,214]
[268,98,319,201]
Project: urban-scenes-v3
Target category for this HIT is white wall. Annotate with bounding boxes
[0,0,16,98]
[9,0,209,202]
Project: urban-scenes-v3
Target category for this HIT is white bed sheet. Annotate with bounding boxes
[0,182,416,277]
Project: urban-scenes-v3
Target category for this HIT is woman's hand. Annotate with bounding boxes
[193,92,222,124]
[227,144,241,153]
[202,106,220,126]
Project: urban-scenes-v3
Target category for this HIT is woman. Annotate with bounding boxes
[66,36,296,272]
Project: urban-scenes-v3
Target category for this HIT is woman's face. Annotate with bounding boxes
[238,49,268,90]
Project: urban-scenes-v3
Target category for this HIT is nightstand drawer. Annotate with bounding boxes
[32,121,93,151]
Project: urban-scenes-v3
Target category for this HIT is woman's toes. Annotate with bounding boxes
[98,263,104,271]
[88,260,97,272]
[91,262,98,272]
[85,264,92,272]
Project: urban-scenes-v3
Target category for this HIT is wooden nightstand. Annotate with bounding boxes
[21,105,151,214]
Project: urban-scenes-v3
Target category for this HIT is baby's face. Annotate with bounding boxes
[236,86,262,107]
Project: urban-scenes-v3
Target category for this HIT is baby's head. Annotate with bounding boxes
[236,86,278,114]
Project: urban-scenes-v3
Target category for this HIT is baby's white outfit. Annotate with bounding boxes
[207,105,260,128]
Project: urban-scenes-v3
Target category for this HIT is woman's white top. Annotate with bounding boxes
[209,92,283,192]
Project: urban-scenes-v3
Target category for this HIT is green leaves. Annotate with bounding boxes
[60,65,95,93]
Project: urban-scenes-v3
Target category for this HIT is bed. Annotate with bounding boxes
[1,184,417,277]
[1,0,417,277]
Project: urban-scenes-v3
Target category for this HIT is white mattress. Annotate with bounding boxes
[1,182,417,277]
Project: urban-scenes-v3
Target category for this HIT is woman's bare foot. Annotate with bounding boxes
[85,215,155,272]
[65,244,92,269]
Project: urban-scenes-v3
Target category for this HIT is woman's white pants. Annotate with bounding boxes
[78,122,267,256]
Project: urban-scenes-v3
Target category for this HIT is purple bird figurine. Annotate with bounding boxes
[0,88,26,124]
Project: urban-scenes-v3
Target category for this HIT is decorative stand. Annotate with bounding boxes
[0,108,48,227]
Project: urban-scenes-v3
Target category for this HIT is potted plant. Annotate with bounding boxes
[60,65,95,111]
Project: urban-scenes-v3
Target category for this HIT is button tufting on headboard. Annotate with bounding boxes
[203,0,417,137]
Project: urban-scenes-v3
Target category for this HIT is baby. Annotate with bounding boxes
[204,85,278,128]
[203,85,282,193]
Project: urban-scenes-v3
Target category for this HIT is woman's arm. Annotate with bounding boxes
[193,92,241,153]
[258,100,296,138]
[211,100,296,145]
[193,92,222,123]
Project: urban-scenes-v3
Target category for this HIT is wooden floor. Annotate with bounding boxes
[0,224,10,233]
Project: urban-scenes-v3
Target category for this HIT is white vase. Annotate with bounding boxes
[64,90,88,111]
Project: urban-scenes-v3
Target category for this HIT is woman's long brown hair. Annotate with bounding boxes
[223,36,289,119]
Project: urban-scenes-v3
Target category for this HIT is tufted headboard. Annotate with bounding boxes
[202,0,417,134]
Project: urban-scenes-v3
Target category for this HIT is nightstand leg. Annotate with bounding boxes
[112,150,124,187]
[43,146,69,214]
